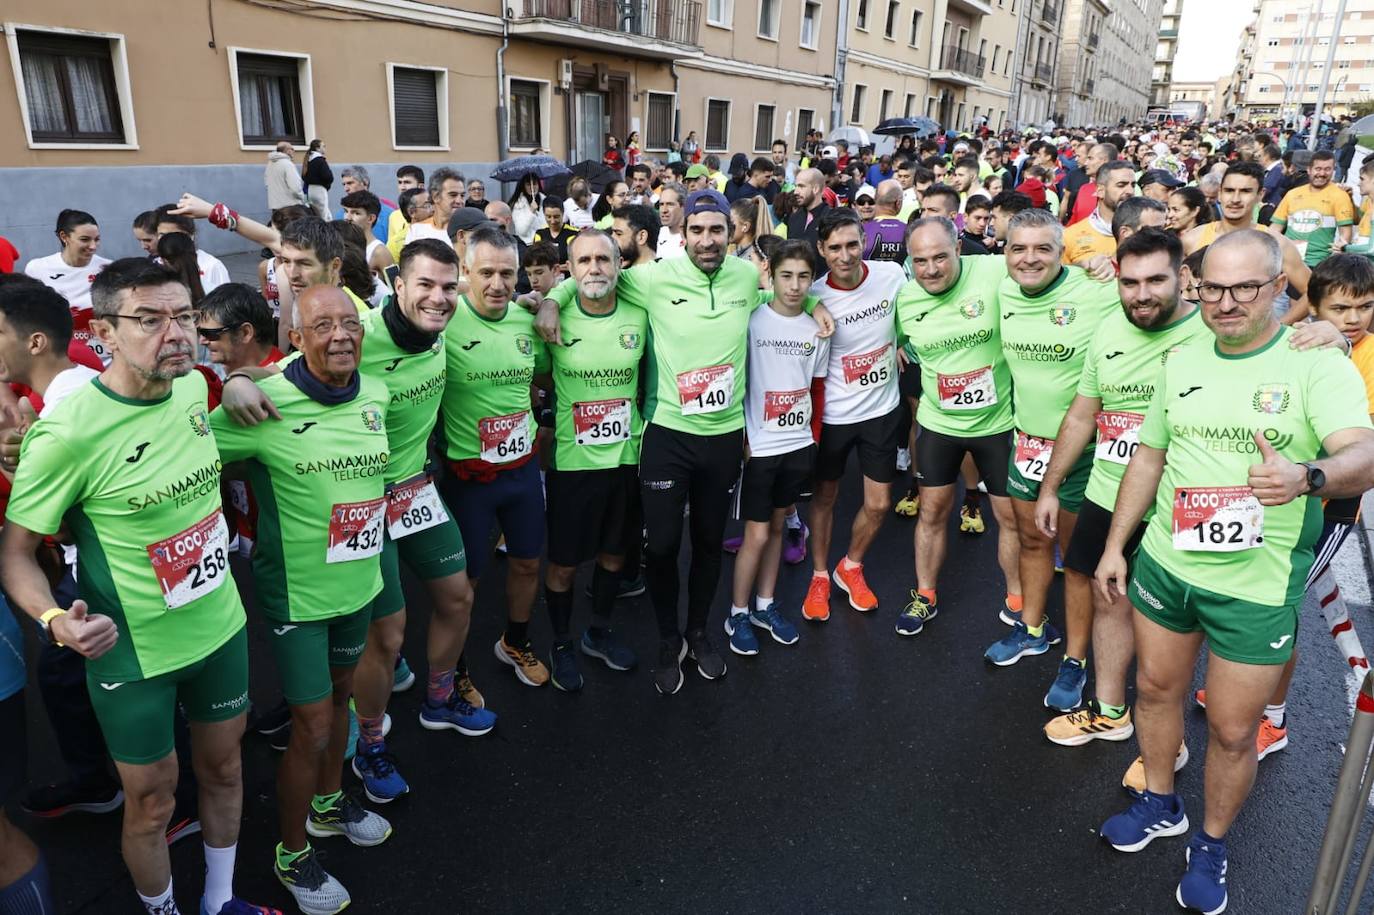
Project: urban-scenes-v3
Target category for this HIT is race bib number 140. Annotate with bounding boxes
[678,364,735,415]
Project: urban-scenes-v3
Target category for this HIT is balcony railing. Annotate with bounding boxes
[940,44,987,78]
[517,0,703,46]
[1042,0,1060,24]
[1087,31,1099,49]
[1084,77,1095,94]
[1034,62,1054,84]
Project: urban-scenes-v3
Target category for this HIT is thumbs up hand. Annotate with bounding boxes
[1247,430,1307,506]
[49,600,119,659]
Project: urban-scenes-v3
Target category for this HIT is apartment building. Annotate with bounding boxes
[1012,0,1063,129]
[1151,0,1182,107]
[1092,0,1164,125]
[1054,0,1107,127]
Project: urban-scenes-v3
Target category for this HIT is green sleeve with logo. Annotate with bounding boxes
[549,299,649,471]
[358,305,446,482]
[6,373,245,681]
[210,373,389,621]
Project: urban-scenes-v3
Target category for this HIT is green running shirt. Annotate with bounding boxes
[894,255,1014,438]
[1079,306,1208,512]
[7,372,245,681]
[359,304,446,483]
[211,373,390,621]
[549,298,649,471]
[999,267,1119,439]
[442,297,550,464]
[1138,327,1373,606]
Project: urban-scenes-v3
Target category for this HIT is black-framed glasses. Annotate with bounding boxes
[106,310,201,334]
[1196,275,1280,304]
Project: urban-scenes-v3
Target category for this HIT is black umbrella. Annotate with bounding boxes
[873,116,940,139]
[490,154,569,182]
[543,160,620,199]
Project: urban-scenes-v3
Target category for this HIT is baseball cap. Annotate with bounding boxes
[448,207,492,233]
[685,163,710,179]
[821,145,839,159]
[853,184,877,203]
[1139,169,1184,190]
[682,188,731,218]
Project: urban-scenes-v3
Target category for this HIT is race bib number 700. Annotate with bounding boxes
[1094,411,1144,466]
[147,510,231,610]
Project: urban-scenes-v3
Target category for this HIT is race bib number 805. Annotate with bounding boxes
[841,344,894,390]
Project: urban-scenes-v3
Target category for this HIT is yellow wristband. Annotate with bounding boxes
[39,608,66,647]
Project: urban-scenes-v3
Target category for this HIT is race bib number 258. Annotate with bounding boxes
[146,510,231,610]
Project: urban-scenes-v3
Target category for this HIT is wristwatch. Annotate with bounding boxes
[37,607,67,646]
[1301,462,1326,495]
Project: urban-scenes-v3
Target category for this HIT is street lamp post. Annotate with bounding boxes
[1309,0,1350,149]
[1250,71,1289,124]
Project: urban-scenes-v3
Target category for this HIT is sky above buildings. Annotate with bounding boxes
[1173,0,1254,81]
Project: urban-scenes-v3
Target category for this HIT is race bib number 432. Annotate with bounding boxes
[1014,431,1054,482]
[937,366,996,411]
[147,510,231,610]
[478,411,532,463]
[327,498,386,563]
[762,388,811,431]
[677,364,735,415]
[841,344,894,390]
[1094,411,1144,465]
[573,398,632,445]
[1172,486,1264,552]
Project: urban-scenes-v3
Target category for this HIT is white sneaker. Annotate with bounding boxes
[275,846,352,915]
[896,447,912,472]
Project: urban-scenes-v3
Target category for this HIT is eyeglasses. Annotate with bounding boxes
[1196,275,1280,304]
[196,323,239,340]
[307,317,363,336]
[107,310,201,334]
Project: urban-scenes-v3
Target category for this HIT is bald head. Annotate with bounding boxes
[291,284,363,385]
[795,168,824,209]
[484,201,513,232]
[875,179,903,214]
[295,284,352,330]
[1202,228,1282,282]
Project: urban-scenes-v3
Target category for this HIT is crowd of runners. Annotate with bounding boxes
[0,119,1372,915]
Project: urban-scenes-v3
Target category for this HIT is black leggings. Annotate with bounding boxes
[638,424,745,640]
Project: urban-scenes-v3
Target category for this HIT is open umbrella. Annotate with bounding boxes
[543,160,620,199]
[490,154,569,183]
[873,116,940,139]
[829,126,870,149]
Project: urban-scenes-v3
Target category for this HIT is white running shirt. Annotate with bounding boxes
[744,305,830,457]
[24,252,110,313]
[405,220,452,246]
[811,260,905,425]
[196,249,230,293]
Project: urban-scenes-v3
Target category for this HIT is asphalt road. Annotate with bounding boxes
[14,464,1374,915]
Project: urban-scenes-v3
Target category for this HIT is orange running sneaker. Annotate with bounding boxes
[833,561,878,612]
[1256,718,1288,760]
[802,575,831,622]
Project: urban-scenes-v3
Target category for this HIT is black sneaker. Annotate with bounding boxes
[21,780,124,818]
[549,641,584,692]
[251,698,291,736]
[653,637,687,695]
[270,724,291,753]
[583,574,647,600]
[686,628,727,680]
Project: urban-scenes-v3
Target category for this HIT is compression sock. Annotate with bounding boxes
[137,878,179,915]
[545,586,574,642]
[311,791,342,815]
[202,842,236,915]
[589,564,618,634]
[784,509,802,530]
[505,619,530,648]
[1098,700,1128,720]
[426,668,455,706]
[0,853,54,915]
[357,713,385,748]
[918,588,938,605]
[1026,621,1045,638]
[1264,703,1287,727]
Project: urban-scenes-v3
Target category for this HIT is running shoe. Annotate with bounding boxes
[895,591,937,637]
[782,521,809,565]
[959,503,985,534]
[419,692,497,736]
[251,699,292,736]
[494,636,550,687]
[1194,688,1206,708]
[580,628,638,671]
[1256,718,1288,761]
[201,898,284,915]
[686,628,727,680]
[999,599,1022,627]
[166,806,201,846]
[1100,789,1189,852]
[585,575,647,600]
[392,656,415,692]
[456,674,484,709]
[1044,701,1134,746]
[1054,542,1064,573]
[725,612,760,656]
[802,575,832,622]
[749,602,800,645]
[351,741,409,804]
[833,562,878,612]
[984,621,1061,666]
[1177,834,1229,914]
[21,780,124,818]
[1122,742,1191,793]
[654,637,687,695]
[894,486,920,518]
[1043,657,1088,712]
[549,641,584,692]
[274,846,350,915]
[723,534,743,554]
[896,446,912,472]
[306,793,393,847]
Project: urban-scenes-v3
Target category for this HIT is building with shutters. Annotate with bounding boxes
[1057,0,1164,128]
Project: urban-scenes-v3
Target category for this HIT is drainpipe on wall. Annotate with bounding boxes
[671,60,681,142]
[495,15,511,184]
[831,0,849,137]
[1008,0,1029,129]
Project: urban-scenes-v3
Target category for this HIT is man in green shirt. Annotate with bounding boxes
[1097,230,1374,914]
[542,230,649,690]
[212,285,393,915]
[0,259,269,915]
[893,219,1019,638]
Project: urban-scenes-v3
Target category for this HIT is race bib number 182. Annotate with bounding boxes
[677,364,735,415]
[147,510,231,610]
[327,498,386,563]
[1172,486,1264,552]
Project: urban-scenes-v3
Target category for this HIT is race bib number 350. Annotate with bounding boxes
[478,411,532,463]
[1172,486,1264,552]
[385,477,449,539]
[1094,411,1144,465]
[147,510,231,610]
[573,398,632,445]
[762,388,811,431]
[937,366,996,411]
[1014,431,1054,483]
[327,498,386,563]
[841,344,894,390]
[677,364,735,415]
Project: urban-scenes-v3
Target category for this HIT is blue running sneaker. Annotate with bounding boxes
[1100,790,1189,852]
[725,613,759,656]
[1177,834,1228,914]
[1054,542,1064,573]
[350,741,409,804]
[419,693,496,736]
[343,700,359,762]
[749,602,799,645]
[549,641,584,692]
[895,591,937,637]
[999,599,1022,627]
[984,621,1061,666]
[392,655,415,692]
[1043,657,1088,711]
[201,897,285,915]
[580,628,637,671]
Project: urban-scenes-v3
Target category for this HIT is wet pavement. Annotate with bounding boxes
[15,467,1374,914]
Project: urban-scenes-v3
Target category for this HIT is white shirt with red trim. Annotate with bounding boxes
[744,304,829,458]
[196,249,231,293]
[811,260,905,425]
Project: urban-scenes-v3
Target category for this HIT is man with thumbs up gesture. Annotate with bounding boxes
[1094,230,1374,915]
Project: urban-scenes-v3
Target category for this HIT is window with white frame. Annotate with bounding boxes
[646,92,675,149]
[904,93,915,117]
[757,0,780,38]
[796,107,814,149]
[885,0,900,39]
[707,0,733,26]
[801,1,822,49]
[706,98,730,150]
[850,84,867,124]
[508,79,543,149]
[909,8,923,45]
[235,50,308,146]
[754,104,775,151]
[857,0,870,30]
[879,88,893,121]
[11,27,129,145]
[391,66,445,148]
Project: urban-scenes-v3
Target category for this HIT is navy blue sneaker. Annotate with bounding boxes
[549,641,584,692]
[725,613,759,656]
[418,693,497,736]
[749,602,799,645]
[1177,834,1228,914]
[1100,790,1189,852]
[895,591,937,637]
[999,599,1022,627]
[580,628,637,671]
[984,620,1062,666]
[350,741,409,804]
[1043,657,1088,711]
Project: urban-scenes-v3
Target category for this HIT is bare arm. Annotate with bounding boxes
[0,523,117,657]
[1309,428,1374,499]
[171,193,281,251]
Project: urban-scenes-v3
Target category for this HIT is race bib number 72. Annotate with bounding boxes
[1014,431,1054,483]
[147,510,231,610]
